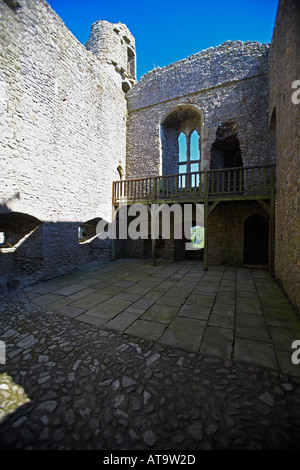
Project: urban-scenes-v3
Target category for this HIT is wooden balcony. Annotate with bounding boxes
[112,164,276,274]
[113,164,276,205]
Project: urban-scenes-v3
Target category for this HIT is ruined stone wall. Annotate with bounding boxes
[0,0,134,286]
[86,19,136,92]
[126,41,276,179]
[208,201,269,267]
[268,0,300,311]
[125,40,276,267]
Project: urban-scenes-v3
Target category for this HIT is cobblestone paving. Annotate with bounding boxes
[1,287,300,450]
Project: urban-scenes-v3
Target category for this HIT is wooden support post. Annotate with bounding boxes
[152,238,156,267]
[153,177,157,202]
[269,166,275,276]
[151,203,157,267]
[204,172,209,271]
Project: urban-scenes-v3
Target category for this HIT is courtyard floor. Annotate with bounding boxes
[27,258,300,374]
[1,258,300,451]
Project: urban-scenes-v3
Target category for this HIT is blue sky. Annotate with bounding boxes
[47,0,279,80]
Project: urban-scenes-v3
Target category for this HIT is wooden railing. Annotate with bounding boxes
[113,164,276,204]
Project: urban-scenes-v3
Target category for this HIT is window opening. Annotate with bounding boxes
[127,47,136,78]
[78,218,101,244]
[0,212,41,251]
[190,130,200,162]
[178,132,187,163]
[3,0,21,12]
[210,123,243,192]
[178,130,200,188]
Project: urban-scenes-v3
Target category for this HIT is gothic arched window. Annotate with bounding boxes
[178,130,200,187]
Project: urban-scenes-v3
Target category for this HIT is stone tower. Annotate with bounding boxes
[85,20,136,92]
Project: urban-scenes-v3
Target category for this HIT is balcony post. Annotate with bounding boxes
[152,177,157,202]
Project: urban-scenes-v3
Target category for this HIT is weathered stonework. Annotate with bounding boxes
[124,41,276,269]
[268,0,300,311]
[0,0,135,288]
[207,202,269,267]
[0,0,299,314]
[126,41,275,179]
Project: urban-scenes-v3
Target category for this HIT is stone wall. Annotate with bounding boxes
[268,0,300,311]
[125,40,276,267]
[1,0,299,307]
[0,0,134,287]
[208,201,269,267]
[126,41,276,179]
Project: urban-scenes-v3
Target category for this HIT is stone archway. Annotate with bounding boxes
[161,105,202,176]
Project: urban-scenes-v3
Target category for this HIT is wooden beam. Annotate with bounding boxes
[208,201,220,215]
[152,177,157,203]
[257,199,270,215]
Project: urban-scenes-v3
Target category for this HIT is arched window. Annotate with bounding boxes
[178,132,187,165]
[190,130,200,166]
[178,130,200,187]
[161,105,202,179]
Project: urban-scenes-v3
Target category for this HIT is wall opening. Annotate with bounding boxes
[0,212,41,249]
[0,232,5,245]
[210,122,243,191]
[244,213,269,266]
[190,225,204,250]
[117,165,124,180]
[78,218,101,244]
[177,130,200,188]
[127,47,136,78]
[161,105,202,177]
[270,107,277,131]
[122,81,130,93]
[3,0,21,12]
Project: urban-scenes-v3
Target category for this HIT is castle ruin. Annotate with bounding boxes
[0,0,299,313]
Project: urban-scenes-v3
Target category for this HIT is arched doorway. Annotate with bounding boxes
[244,213,269,266]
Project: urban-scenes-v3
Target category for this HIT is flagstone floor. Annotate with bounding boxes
[25,258,300,377]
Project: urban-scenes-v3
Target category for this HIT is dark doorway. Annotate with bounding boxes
[244,214,269,266]
[211,134,243,169]
[210,123,243,192]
